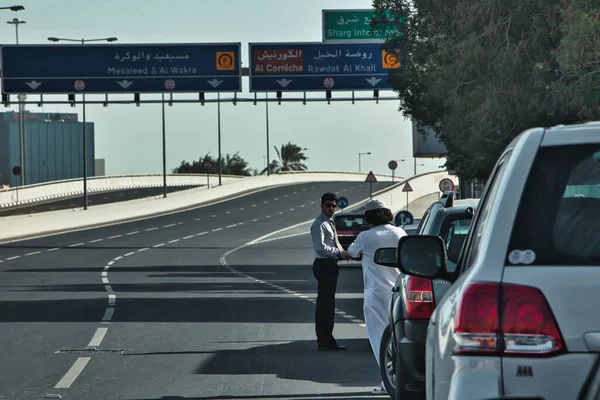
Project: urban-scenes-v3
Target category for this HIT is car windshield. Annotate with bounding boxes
[508,145,600,265]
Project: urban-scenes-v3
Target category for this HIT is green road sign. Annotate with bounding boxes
[323,9,382,42]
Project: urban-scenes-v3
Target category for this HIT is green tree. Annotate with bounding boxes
[261,142,308,174]
[173,152,255,176]
[372,0,599,180]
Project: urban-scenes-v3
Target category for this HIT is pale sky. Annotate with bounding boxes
[3,0,446,179]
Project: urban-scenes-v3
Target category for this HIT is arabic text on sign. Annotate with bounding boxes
[336,16,373,25]
[256,49,303,61]
[114,52,191,62]
[313,49,373,60]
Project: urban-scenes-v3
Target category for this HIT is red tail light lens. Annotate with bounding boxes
[405,277,435,319]
[502,284,565,355]
[453,282,565,356]
[453,283,499,354]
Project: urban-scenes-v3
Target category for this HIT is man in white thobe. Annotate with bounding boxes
[348,199,406,394]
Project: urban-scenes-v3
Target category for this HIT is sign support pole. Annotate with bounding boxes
[18,97,25,186]
[370,182,373,199]
[217,92,222,186]
[161,93,167,198]
[266,92,270,176]
[82,93,88,210]
[406,191,409,212]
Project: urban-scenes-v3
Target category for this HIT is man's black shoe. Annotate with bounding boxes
[318,343,347,351]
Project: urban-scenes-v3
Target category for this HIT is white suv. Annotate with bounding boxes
[395,122,600,400]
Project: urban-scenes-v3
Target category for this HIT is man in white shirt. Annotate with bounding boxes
[310,192,350,351]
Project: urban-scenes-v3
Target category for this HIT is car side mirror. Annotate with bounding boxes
[373,247,398,268]
[397,235,448,279]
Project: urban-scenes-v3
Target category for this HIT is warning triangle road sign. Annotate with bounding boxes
[365,171,378,183]
[402,182,413,192]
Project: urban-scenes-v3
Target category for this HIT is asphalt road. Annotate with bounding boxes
[0,185,200,216]
[0,180,392,400]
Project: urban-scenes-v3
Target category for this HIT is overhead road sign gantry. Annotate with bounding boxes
[249,42,400,92]
[0,43,242,94]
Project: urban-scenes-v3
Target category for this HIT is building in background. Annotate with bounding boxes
[0,111,95,187]
[95,158,106,176]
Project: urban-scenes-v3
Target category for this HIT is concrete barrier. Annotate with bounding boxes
[0,174,242,208]
[0,170,396,209]
[0,171,397,241]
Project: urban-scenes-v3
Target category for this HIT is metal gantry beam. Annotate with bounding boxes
[3,96,399,106]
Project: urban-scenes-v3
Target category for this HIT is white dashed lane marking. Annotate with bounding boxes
[25,251,41,256]
[87,327,108,347]
[54,357,90,389]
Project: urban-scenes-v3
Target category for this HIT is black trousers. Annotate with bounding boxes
[312,258,340,345]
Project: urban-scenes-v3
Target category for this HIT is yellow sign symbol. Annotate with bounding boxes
[217,52,235,71]
[382,50,401,69]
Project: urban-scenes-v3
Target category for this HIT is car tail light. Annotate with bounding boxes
[453,282,565,356]
[405,277,435,319]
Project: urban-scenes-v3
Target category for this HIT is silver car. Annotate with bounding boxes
[395,122,600,400]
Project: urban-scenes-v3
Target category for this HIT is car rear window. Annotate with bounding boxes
[508,144,600,266]
[442,217,473,264]
[334,215,367,231]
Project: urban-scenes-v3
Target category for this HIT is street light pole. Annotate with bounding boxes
[391,159,406,183]
[358,152,371,173]
[47,36,118,210]
[7,15,26,187]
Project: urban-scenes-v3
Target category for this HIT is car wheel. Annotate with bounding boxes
[380,325,425,400]
[379,325,396,398]
[395,345,426,400]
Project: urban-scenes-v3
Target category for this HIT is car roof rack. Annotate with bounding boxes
[440,191,454,208]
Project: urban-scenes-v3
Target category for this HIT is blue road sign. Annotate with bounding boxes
[249,42,400,92]
[337,196,349,209]
[395,210,414,227]
[1,43,242,94]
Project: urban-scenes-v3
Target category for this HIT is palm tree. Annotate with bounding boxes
[261,142,308,174]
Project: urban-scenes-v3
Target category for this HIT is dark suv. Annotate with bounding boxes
[378,192,479,399]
